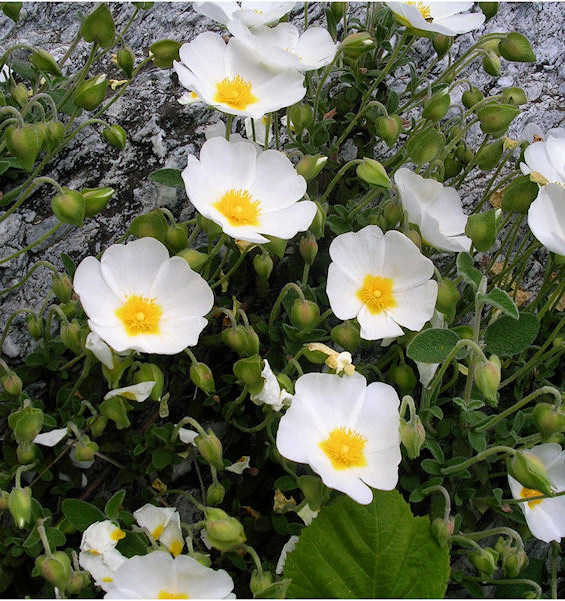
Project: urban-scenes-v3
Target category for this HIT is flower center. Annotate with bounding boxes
[214,75,258,110]
[319,427,367,470]
[115,295,162,336]
[157,592,188,599]
[407,1,432,21]
[356,274,396,314]
[214,189,261,227]
[520,487,543,508]
[111,528,126,542]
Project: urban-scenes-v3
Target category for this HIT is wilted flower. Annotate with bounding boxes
[225,455,251,474]
[178,90,201,105]
[174,32,305,119]
[395,168,472,252]
[326,225,437,340]
[250,359,293,411]
[276,372,401,504]
[86,332,114,369]
[134,504,184,557]
[194,1,294,27]
[386,2,485,35]
[80,549,126,592]
[521,128,565,186]
[183,137,315,243]
[508,443,565,543]
[104,551,235,599]
[74,237,214,355]
[527,183,565,256]
[81,520,126,555]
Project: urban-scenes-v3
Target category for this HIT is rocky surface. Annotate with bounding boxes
[1,2,564,358]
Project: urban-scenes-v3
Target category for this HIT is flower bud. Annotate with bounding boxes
[51,272,73,303]
[233,355,264,394]
[190,362,216,395]
[134,1,154,8]
[222,326,249,356]
[5,124,41,172]
[253,253,273,280]
[479,2,498,20]
[435,278,459,316]
[432,33,453,59]
[465,210,496,252]
[476,139,504,170]
[133,363,164,400]
[36,551,71,591]
[250,569,274,596]
[17,441,37,464]
[81,186,114,217]
[26,314,42,339]
[73,75,108,111]
[67,570,90,594]
[242,327,260,356]
[474,355,500,406]
[498,32,536,62]
[482,51,501,77]
[503,548,529,578]
[501,175,538,214]
[206,481,225,506]
[389,364,417,395]
[10,406,44,443]
[117,46,135,79]
[290,299,320,333]
[100,396,131,430]
[8,486,32,528]
[469,548,498,579]
[1,2,22,21]
[407,126,445,165]
[60,319,84,355]
[196,430,224,471]
[462,86,484,109]
[102,124,126,149]
[204,508,246,551]
[73,436,99,462]
[341,32,375,59]
[502,86,527,106]
[330,321,361,353]
[443,156,462,180]
[297,475,329,511]
[81,3,115,47]
[508,450,554,496]
[1,371,22,396]
[309,205,325,239]
[422,89,451,122]
[30,49,62,76]
[356,158,391,187]
[400,415,426,459]
[129,209,168,242]
[176,248,209,272]
[477,104,520,135]
[286,103,313,137]
[150,39,181,68]
[296,154,327,180]
[277,373,294,395]
[330,2,346,20]
[11,83,28,107]
[163,223,188,254]
[299,236,318,266]
[0,490,9,511]
[431,517,455,548]
[51,187,85,226]
[43,121,64,152]
[88,414,109,439]
[532,403,565,440]
[375,114,402,147]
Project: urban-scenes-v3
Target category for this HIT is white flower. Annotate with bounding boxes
[244,116,273,146]
[275,535,299,575]
[226,455,251,474]
[81,520,126,555]
[395,168,472,253]
[250,359,293,411]
[80,548,126,592]
[134,504,184,557]
[228,21,338,72]
[521,128,565,186]
[183,137,315,243]
[307,342,355,375]
[194,1,295,27]
[104,382,155,403]
[326,225,438,341]
[518,123,545,145]
[103,551,235,599]
[86,332,114,369]
[178,91,201,105]
[173,32,305,119]
[73,237,214,355]
[527,183,565,256]
[34,427,68,447]
[508,443,565,543]
[276,372,401,504]
[385,2,485,36]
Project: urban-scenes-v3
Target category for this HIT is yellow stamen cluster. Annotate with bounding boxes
[169,540,183,557]
[520,487,543,508]
[153,524,164,540]
[115,295,163,336]
[356,274,396,314]
[111,528,126,542]
[319,427,367,470]
[214,189,261,227]
[407,1,432,21]
[157,592,189,599]
[214,75,258,110]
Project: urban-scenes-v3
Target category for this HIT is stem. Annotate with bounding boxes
[551,541,559,600]
[318,159,364,205]
[15,463,36,488]
[0,222,63,266]
[158,488,205,512]
[239,544,263,580]
[421,484,451,522]
[210,244,255,290]
[268,283,306,339]
[36,519,53,556]
[0,308,35,356]
[0,261,58,297]
[441,445,516,476]
[464,527,524,551]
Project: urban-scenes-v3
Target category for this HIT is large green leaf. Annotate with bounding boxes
[484,312,539,356]
[61,499,105,531]
[284,490,450,598]
[406,328,460,363]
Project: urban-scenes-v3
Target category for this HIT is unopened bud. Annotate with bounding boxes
[176,248,209,272]
[476,139,504,170]
[290,299,320,333]
[407,126,445,165]
[532,403,565,440]
[8,486,32,528]
[190,362,216,395]
[341,32,375,59]
[129,209,168,242]
[309,204,325,239]
[469,548,498,579]
[508,450,554,496]
[501,175,538,214]
[502,86,527,106]
[356,158,391,187]
[204,508,246,551]
[277,373,294,395]
[422,89,451,122]
[477,104,520,135]
[1,371,23,396]
[465,210,496,252]
[117,46,135,78]
[436,278,460,315]
[389,364,417,395]
[432,33,453,59]
[133,363,164,400]
[375,114,402,147]
[462,86,484,109]
[503,548,529,578]
[474,355,501,406]
[36,551,71,590]
[482,51,501,77]
[207,481,225,506]
[479,2,498,20]
[26,314,42,339]
[296,154,327,180]
[30,49,62,76]
[11,83,28,107]
[233,355,264,394]
[299,236,318,265]
[81,3,115,47]
[1,2,22,22]
[196,430,223,471]
[73,436,99,462]
[51,187,85,226]
[330,2,346,20]
[81,186,114,217]
[52,272,73,303]
[222,326,249,356]
[164,223,188,254]
[60,319,84,355]
[102,124,126,149]
[10,406,44,443]
[45,120,65,150]
[67,570,90,594]
[400,415,426,459]
[73,75,108,111]
[100,396,131,430]
[330,321,361,353]
[431,517,455,548]
[297,475,329,511]
[0,490,9,511]
[443,155,463,179]
[150,39,181,68]
[89,414,109,438]
[17,441,37,464]
[498,32,536,63]
[5,123,41,171]
[250,569,274,596]
[253,253,273,280]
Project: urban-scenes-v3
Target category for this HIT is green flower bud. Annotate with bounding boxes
[196,430,223,471]
[482,51,501,77]
[264,235,287,259]
[356,158,391,187]
[532,403,565,440]
[81,4,115,48]
[206,481,225,506]
[133,363,164,400]
[331,321,361,353]
[407,126,445,165]
[188,551,211,567]
[309,205,325,239]
[242,327,260,356]
[503,549,529,578]
[253,253,273,280]
[296,154,327,180]
[130,209,168,242]
[479,2,498,20]
[297,475,330,511]
[190,362,216,395]
[51,272,73,303]
[102,124,126,149]
[60,300,78,320]
[222,326,248,356]
[299,236,318,265]
[443,155,463,179]
[60,319,84,355]
[9,406,44,443]
[8,486,32,528]
[498,32,536,62]
[81,186,114,217]
[286,103,313,137]
[476,139,504,170]
[469,548,498,579]
[204,508,246,551]
[17,441,37,464]
[164,223,188,254]
[341,32,375,59]
[100,396,131,430]
[508,450,554,497]
[45,120,65,150]
[51,187,85,226]
[400,415,426,459]
[11,83,28,107]
[88,414,109,439]
[290,299,320,333]
[462,86,484,109]
[431,517,455,548]
[233,355,264,394]
[30,49,61,76]
[73,75,108,111]
[67,570,90,594]
[303,347,328,365]
[250,569,274,596]
[502,86,527,106]
[1,2,22,22]
[330,2,346,20]
[405,228,422,250]
[422,89,451,122]
[26,314,42,339]
[432,33,453,59]
[117,46,135,79]
[389,364,417,395]
[474,355,500,406]
[73,436,99,462]
[477,104,520,135]
[36,551,71,591]
[375,114,402,147]
[196,214,223,238]
[176,248,209,272]
[501,175,538,214]
[1,371,22,396]
[436,278,460,315]
[5,124,41,172]
[276,373,294,395]
[150,39,181,68]
[0,490,9,511]
[465,210,496,252]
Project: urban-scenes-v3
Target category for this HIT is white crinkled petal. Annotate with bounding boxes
[276,536,299,575]
[226,456,251,474]
[179,428,198,445]
[86,332,114,369]
[104,381,155,402]
[34,428,68,447]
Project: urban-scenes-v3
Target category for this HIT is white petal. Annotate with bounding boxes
[358,305,404,340]
[326,262,364,320]
[381,230,434,289]
[329,225,386,281]
[104,381,155,402]
[86,332,114,369]
[74,257,122,325]
[225,456,251,474]
[528,184,565,255]
[275,536,299,575]
[387,280,438,331]
[179,428,198,445]
[257,201,316,239]
[34,428,68,447]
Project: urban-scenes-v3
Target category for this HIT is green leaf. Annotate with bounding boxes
[285,490,450,598]
[61,499,105,531]
[407,328,460,363]
[105,489,126,521]
[116,532,148,558]
[477,287,519,319]
[254,579,292,599]
[456,252,482,289]
[149,168,184,188]
[484,312,539,356]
